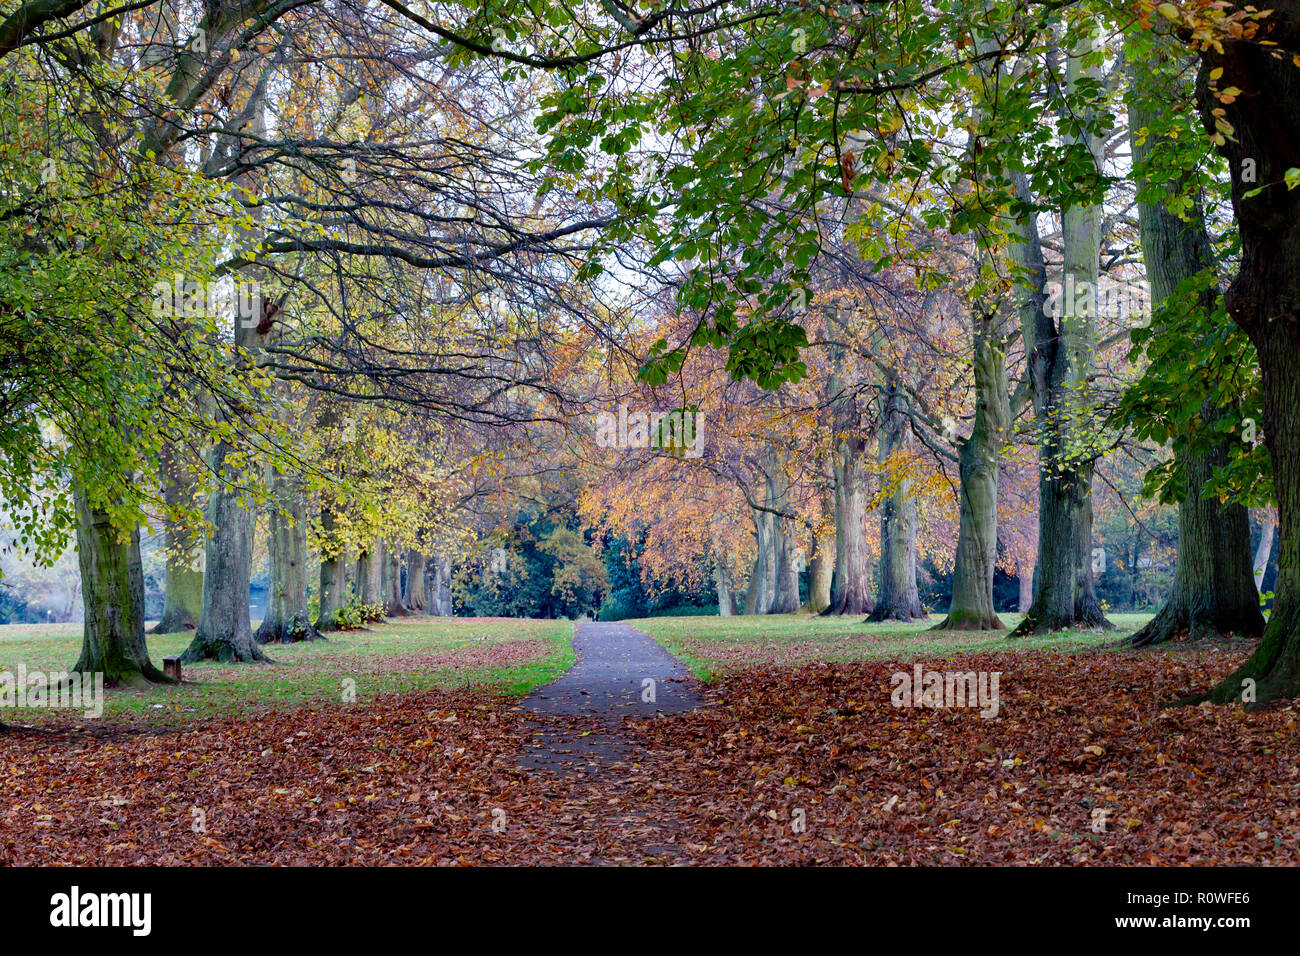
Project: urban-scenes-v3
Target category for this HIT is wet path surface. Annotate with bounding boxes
[517,621,703,775]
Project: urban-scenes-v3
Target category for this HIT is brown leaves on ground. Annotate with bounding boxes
[1,647,1296,865]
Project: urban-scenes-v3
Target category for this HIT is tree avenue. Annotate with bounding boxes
[3,0,1300,879]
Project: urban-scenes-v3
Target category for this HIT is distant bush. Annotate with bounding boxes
[319,598,385,630]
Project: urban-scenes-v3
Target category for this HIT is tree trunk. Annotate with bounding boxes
[767,467,800,613]
[404,550,427,611]
[1185,8,1300,701]
[382,542,407,616]
[1254,508,1276,593]
[429,554,452,615]
[742,540,760,615]
[1017,565,1034,613]
[826,434,874,614]
[356,542,383,606]
[935,301,1010,630]
[1129,445,1265,646]
[744,506,776,614]
[1123,44,1265,647]
[317,519,349,632]
[180,440,269,663]
[870,378,924,621]
[807,481,835,613]
[711,538,737,616]
[255,472,324,644]
[152,440,202,633]
[73,488,172,686]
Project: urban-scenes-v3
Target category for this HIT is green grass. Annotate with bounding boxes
[631,612,1156,681]
[0,617,575,726]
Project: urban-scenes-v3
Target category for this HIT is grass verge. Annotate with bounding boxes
[0,617,574,727]
[631,612,1157,680]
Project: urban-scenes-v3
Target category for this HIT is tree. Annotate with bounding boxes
[870,377,925,621]
[1118,30,1263,646]
[72,491,171,686]
[1173,0,1300,701]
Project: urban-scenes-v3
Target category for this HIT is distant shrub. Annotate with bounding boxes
[320,599,386,630]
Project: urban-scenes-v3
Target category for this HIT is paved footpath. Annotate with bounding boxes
[517,621,703,774]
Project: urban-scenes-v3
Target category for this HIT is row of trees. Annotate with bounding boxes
[0,0,623,688]
[3,0,1300,707]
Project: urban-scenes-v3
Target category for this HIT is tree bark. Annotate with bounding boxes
[404,550,427,611]
[870,378,924,621]
[152,439,202,633]
[316,506,349,632]
[806,480,835,613]
[767,466,800,613]
[255,471,325,644]
[826,433,874,614]
[1017,565,1034,613]
[180,440,269,663]
[382,541,407,616]
[710,537,737,616]
[356,542,383,607]
[1184,6,1300,701]
[73,488,172,686]
[935,302,1010,630]
[1129,445,1265,646]
[744,505,776,614]
[1254,508,1276,592]
[429,554,452,615]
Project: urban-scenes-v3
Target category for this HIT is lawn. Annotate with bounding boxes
[0,617,575,727]
[631,612,1158,680]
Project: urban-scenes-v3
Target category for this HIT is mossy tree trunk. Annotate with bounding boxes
[317,513,349,632]
[356,542,383,606]
[73,488,173,687]
[152,440,202,634]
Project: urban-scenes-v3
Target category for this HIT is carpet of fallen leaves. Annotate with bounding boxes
[2,646,1297,865]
